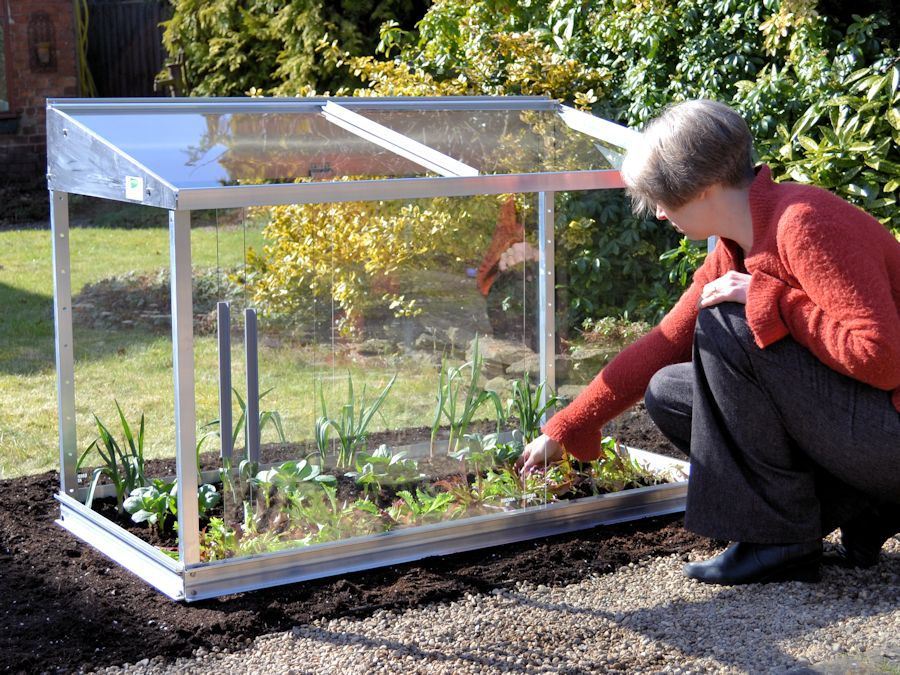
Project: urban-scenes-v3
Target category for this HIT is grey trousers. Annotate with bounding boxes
[644,303,900,544]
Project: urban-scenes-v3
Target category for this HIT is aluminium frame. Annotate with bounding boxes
[49,96,685,601]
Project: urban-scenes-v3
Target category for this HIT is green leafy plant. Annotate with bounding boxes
[585,437,661,494]
[201,516,238,561]
[125,479,221,533]
[506,375,559,443]
[346,444,420,498]
[282,482,383,544]
[430,336,504,456]
[77,401,147,511]
[123,479,176,532]
[387,488,458,526]
[316,372,397,468]
[252,458,336,509]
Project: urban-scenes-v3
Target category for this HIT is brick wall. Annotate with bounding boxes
[0,0,78,182]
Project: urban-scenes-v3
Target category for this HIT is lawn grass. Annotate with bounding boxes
[0,219,467,479]
[0,222,265,477]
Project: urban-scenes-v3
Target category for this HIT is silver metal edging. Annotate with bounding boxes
[170,209,201,565]
[538,192,556,415]
[47,96,559,115]
[175,170,627,210]
[55,493,185,600]
[557,105,642,152]
[322,101,479,178]
[50,191,78,497]
[182,479,687,601]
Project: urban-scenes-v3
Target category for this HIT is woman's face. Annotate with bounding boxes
[655,189,716,241]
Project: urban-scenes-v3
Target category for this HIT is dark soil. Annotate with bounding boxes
[0,410,704,674]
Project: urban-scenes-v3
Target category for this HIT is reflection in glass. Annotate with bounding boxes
[359,109,616,174]
[68,111,432,188]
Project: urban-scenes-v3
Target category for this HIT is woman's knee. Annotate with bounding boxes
[694,304,759,372]
[645,363,692,420]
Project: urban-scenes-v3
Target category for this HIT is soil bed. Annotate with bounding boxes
[0,409,709,674]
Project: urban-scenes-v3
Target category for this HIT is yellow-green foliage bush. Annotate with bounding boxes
[249,195,516,332]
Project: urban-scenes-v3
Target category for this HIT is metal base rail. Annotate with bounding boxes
[56,492,185,600]
[57,450,688,602]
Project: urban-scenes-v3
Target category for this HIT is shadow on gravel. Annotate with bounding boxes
[497,550,900,672]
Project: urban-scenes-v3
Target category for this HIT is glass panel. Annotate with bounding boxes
[67,110,434,188]
[0,19,8,112]
[553,189,662,436]
[66,197,177,554]
[357,109,618,174]
[199,193,555,562]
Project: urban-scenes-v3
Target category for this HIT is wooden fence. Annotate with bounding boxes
[85,0,170,97]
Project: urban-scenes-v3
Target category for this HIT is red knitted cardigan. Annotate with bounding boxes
[542,166,900,461]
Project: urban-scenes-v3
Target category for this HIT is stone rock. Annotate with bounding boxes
[506,355,540,378]
[356,338,396,356]
[468,337,536,378]
[447,326,476,350]
[568,345,616,378]
[414,328,451,354]
[484,376,512,396]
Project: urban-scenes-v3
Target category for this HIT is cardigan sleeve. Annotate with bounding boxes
[747,203,900,391]
[541,247,723,461]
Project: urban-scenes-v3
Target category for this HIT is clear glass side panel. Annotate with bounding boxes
[552,188,663,441]
[67,110,434,188]
[67,197,178,553]
[356,109,618,174]
[199,194,560,562]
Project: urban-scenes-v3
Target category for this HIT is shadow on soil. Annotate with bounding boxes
[0,281,167,376]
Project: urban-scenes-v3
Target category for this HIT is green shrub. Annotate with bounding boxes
[170,0,898,324]
[160,0,428,96]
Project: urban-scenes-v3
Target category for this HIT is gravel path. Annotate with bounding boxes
[103,537,900,674]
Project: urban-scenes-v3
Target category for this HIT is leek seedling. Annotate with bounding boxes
[316,372,397,468]
[507,374,559,443]
[430,335,503,456]
[77,401,147,511]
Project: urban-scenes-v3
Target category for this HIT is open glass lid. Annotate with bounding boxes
[46,97,638,209]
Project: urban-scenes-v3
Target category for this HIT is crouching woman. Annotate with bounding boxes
[518,99,900,584]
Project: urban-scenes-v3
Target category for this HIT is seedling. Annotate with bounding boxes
[506,374,558,443]
[77,401,147,511]
[125,480,220,534]
[315,372,397,468]
[388,488,458,526]
[346,444,420,498]
[430,335,503,456]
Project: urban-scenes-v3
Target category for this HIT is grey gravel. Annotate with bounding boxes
[101,536,900,674]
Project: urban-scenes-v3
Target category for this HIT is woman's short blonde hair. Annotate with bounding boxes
[621,100,756,217]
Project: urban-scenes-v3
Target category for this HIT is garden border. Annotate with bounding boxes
[57,448,688,602]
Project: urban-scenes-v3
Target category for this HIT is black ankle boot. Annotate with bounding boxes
[683,541,822,585]
[835,503,900,568]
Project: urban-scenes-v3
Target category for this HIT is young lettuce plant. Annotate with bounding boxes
[125,479,220,533]
[253,459,336,509]
[316,372,397,468]
[346,444,420,498]
[588,437,661,493]
[387,488,458,526]
[77,401,147,511]
[430,336,503,456]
